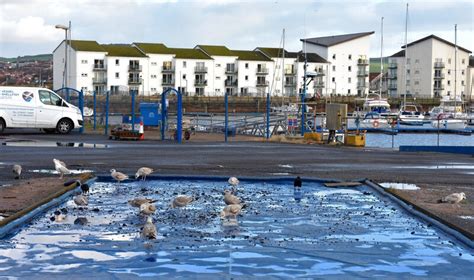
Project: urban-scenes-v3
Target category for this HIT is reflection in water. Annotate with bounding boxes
[293,187,303,203]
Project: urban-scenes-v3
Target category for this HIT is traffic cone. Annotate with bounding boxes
[138,119,144,140]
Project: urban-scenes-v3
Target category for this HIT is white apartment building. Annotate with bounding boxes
[388,35,472,99]
[301,31,374,96]
[255,48,329,97]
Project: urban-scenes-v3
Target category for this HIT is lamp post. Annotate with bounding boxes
[55,22,70,88]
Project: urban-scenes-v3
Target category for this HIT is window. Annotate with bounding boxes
[462,80,465,86]
[448,58,451,64]
[81,60,88,64]
[447,80,451,85]
[448,70,451,75]
[332,65,336,71]
[415,70,420,74]
[81,87,87,92]
[332,77,335,82]
[151,75,157,79]
[115,72,119,78]
[348,66,352,72]
[183,61,187,67]
[414,81,419,85]
[216,64,221,67]
[183,74,186,79]
[407,69,411,74]
[245,63,249,69]
[407,58,411,64]
[348,77,351,83]
[462,59,465,64]
[462,70,465,75]
[115,59,119,66]
[216,76,220,80]
[332,54,336,59]
[81,73,88,77]
[151,88,157,91]
[245,75,248,81]
[39,90,62,106]
[348,89,351,94]
[151,62,157,66]
[348,55,352,60]
[195,87,204,96]
[415,59,419,63]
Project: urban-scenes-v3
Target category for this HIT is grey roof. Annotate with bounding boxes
[402,35,471,54]
[301,31,375,47]
[390,50,405,58]
[289,52,328,63]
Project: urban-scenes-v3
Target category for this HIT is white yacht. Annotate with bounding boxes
[398,104,425,125]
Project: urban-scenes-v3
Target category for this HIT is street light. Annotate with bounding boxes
[56,23,70,88]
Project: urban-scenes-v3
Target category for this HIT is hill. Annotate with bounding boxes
[0,54,52,63]
[369,57,389,73]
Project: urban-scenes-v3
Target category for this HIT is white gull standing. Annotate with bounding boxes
[53,159,71,179]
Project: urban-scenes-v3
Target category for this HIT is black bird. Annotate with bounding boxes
[75,180,90,195]
[294,176,302,188]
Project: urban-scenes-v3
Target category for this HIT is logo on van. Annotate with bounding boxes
[22,91,34,102]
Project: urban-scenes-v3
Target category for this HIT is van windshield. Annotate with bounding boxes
[39,90,65,107]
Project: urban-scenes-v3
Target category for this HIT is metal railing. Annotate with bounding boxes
[357,59,369,65]
[434,73,445,79]
[128,78,142,84]
[162,79,175,86]
[388,63,397,69]
[225,67,237,74]
[93,64,106,71]
[285,69,296,75]
[256,67,269,74]
[194,66,208,73]
[195,80,208,86]
[129,65,142,71]
[434,62,445,68]
[357,71,369,77]
[162,66,174,72]
[225,80,238,86]
[92,77,107,84]
[256,80,269,86]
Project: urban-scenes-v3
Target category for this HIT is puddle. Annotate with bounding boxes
[0,179,472,278]
[29,169,94,175]
[459,216,474,220]
[278,164,293,169]
[380,183,420,190]
[270,173,291,176]
[2,141,109,148]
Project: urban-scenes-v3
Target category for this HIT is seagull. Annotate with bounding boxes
[75,180,90,195]
[438,192,466,204]
[228,177,240,193]
[142,216,158,239]
[110,169,129,183]
[129,197,157,208]
[12,164,22,179]
[135,167,154,181]
[140,202,156,215]
[224,190,241,205]
[53,158,71,179]
[171,195,194,208]
[294,176,302,188]
[74,193,88,206]
[220,204,242,221]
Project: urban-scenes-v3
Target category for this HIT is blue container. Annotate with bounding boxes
[122,115,141,124]
[139,103,160,126]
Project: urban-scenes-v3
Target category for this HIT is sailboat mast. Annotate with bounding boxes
[380,16,384,98]
[454,24,457,111]
[282,28,285,106]
[403,3,408,107]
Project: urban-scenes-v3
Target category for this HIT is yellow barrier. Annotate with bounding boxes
[345,133,365,147]
[303,132,323,142]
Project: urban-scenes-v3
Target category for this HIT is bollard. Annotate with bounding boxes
[225,92,228,143]
[105,91,109,136]
[93,91,97,131]
[79,90,84,134]
[177,91,183,144]
[131,90,136,132]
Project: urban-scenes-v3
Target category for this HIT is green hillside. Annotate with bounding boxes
[0,54,52,63]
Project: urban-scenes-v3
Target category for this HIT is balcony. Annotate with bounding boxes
[195,80,208,86]
[285,69,296,75]
[357,71,369,77]
[256,67,269,75]
[388,63,397,69]
[92,77,107,84]
[434,62,445,68]
[434,73,445,79]
[357,82,367,88]
[128,78,142,84]
[225,67,237,74]
[314,81,325,88]
[162,66,174,72]
[388,74,397,79]
[225,79,238,87]
[357,59,369,65]
[129,65,142,72]
[315,69,326,76]
[433,84,445,90]
[388,84,397,90]
[284,80,297,87]
[93,64,106,71]
[256,80,269,87]
[194,66,208,73]
[162,79,175,86]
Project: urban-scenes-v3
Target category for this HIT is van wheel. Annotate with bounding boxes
[56,119,73,134]
[0,119,5,133]
[43,128,56,134]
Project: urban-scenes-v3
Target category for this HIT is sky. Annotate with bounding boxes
[0,0,472,58]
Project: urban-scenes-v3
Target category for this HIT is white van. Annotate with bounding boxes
[0,86,83,134]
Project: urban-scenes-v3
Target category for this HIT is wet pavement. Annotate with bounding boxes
[0,179,473,278]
